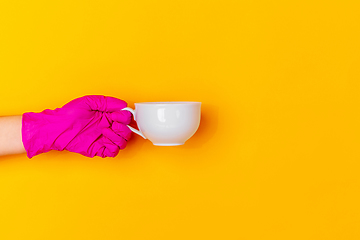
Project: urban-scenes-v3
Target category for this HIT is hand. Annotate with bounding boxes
[22,95,132,158]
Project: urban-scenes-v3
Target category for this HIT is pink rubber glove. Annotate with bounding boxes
[22,95,132,158]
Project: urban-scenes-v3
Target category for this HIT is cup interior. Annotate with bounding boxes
[135,102,201,105]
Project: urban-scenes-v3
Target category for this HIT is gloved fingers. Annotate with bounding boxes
[102,127,128,149]
[101,136,120,158]
[111,121,132,141]
[110,110,132,125]
[63,95,128,112]
[102,96,128,112]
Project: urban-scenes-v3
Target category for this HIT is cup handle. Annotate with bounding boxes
[122,107,147,139]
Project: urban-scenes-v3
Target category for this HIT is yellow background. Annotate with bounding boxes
[0,0,359,239]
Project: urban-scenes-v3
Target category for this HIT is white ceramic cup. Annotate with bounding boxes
[122,102,201,146]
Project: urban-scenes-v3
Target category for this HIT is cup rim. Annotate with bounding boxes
[135,101,201,105]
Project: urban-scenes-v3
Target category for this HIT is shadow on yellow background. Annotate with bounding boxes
[0,0,360,239]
